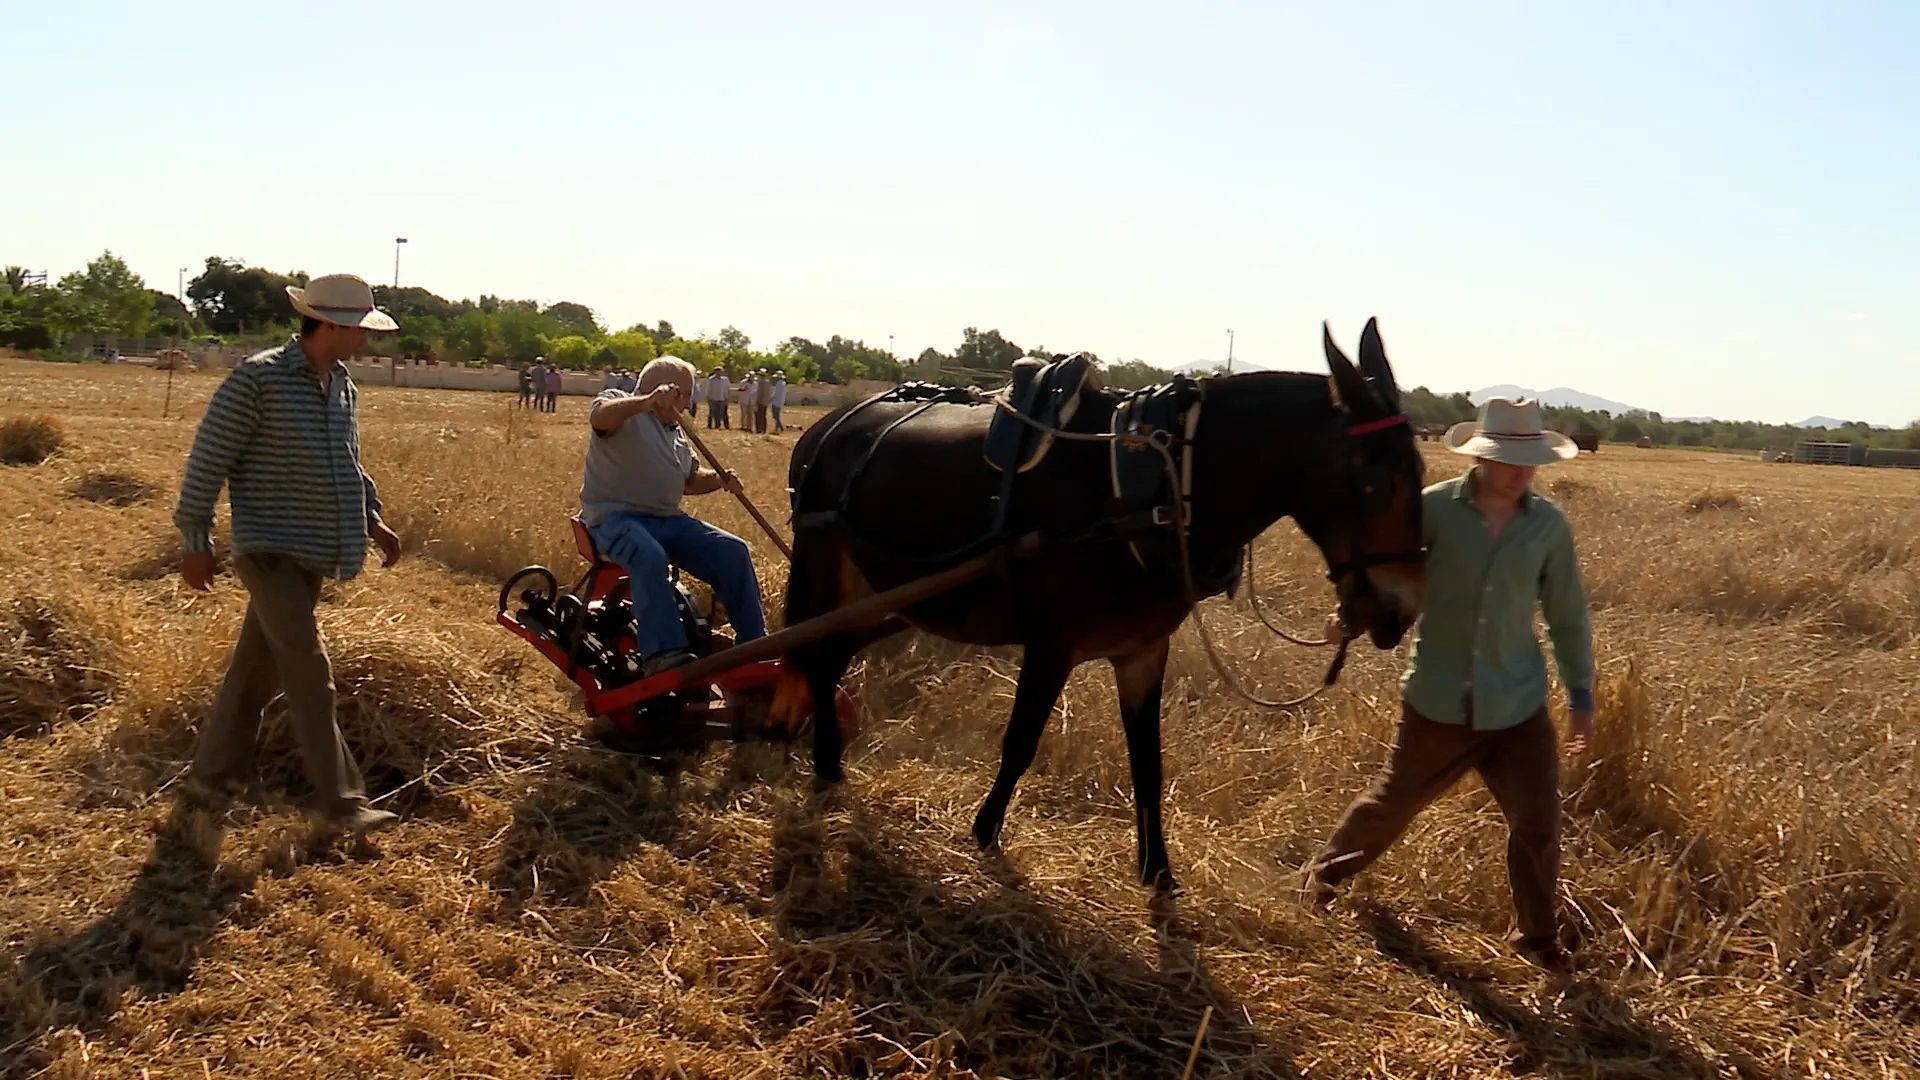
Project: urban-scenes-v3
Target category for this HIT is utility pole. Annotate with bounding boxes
[394,237,408,288]
[1226,329,1235,373]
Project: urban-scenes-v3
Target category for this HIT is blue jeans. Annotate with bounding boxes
[588,512,766,656]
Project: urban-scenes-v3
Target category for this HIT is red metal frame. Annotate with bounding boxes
[494,610,783,718]
[498,515,791,731]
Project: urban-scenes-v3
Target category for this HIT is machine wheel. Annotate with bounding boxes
[498,566,559,615]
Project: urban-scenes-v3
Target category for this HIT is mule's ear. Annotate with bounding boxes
[1324,321,1383,414]
[1356,316,1401,412]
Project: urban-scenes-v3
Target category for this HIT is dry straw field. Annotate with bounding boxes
[2,355,1916,1079]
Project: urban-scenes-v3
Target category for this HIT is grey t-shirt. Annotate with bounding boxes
[578,390,696,526]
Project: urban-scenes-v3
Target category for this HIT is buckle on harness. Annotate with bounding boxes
[1150,504,1176,526]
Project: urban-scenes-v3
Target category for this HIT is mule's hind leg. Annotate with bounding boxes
[794,636,861,787]
[782,530,863,787]
[971,645,1073,850]
[1112,636,1175,890]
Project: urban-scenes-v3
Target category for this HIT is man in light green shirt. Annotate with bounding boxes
[1304,398,1596,976]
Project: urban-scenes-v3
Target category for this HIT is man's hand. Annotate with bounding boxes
[646,383,682,424]
[181,551,217,592]
[1566,709,1595,756]
[370,521,402,568]
[719,468,744,496]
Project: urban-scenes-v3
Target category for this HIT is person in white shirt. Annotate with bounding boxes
[769,372,788,432]
[739,374,760,433]
[705,369,731,429]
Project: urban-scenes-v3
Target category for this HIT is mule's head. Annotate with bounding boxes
[1293,318,1427,648]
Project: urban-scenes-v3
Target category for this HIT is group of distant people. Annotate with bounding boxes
[699,368,787,433]
[517,360,789,433]
[517,358,564,411]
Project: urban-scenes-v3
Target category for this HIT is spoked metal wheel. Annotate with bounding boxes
[498,566,559,615]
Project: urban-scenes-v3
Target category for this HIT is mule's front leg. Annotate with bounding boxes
[971,646,1073,850]
[1112,637,1174,890]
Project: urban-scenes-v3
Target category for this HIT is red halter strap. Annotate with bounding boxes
[1347,413,1410,436]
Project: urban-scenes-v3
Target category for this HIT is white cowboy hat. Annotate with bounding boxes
[1445,397,1578,466]
[285,273,399,331]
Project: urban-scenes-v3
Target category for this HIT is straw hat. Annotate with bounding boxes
[1445,398,1578,466]
[285,274,399,331]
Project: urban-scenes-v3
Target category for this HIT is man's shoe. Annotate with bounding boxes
[326,806,400,836]
[641,648,696,679]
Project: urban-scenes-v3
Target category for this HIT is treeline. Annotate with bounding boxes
[1400,387,1920,453]
[8,252,1908,443]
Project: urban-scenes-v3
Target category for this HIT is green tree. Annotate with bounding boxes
[542,301,603,339]
[829,355,869,383]
[546,335,596,369]
[494,306,557,364]
[604,330,658,368]
[1102,358,1175,390]
[660,336,720,373]
[954,327,1024,371]
[188,257,307,335]
[54,251,153,336]
[442,310,499,363]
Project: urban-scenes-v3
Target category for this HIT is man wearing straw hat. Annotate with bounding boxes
[173,273,405,836]
[1302,397,1595,976]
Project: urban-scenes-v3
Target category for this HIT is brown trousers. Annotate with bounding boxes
[1308,701,1561,948]
[191,552,370,818]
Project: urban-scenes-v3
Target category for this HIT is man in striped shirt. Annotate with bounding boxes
[173,273,405,835]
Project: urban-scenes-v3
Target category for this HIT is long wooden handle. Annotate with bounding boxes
[678,416,794,561]
[639,531,1044,695]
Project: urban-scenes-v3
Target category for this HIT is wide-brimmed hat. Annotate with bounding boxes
[285,274,399,331]
[1445,398,1578,466]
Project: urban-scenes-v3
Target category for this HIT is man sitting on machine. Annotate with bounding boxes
[578,356,767,678]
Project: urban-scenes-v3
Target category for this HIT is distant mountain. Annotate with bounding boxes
[1470,384,1662,417]
[1174,358,1274,374]
[1793,416,1852,429]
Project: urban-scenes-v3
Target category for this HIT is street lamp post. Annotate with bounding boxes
[1226,329,1235,373]
[394,237,408,288]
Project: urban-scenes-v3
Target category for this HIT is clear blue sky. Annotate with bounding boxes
[5,2,1915,425]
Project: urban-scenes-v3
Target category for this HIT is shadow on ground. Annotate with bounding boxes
[1360,902,1778,1080]
[490,737,793,907]
[0,805,258,1079]
[761,794,1300,1079]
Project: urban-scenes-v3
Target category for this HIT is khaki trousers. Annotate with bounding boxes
[1308,701,1562,948]
[190,552,369,818]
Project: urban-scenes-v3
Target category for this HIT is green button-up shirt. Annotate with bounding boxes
[1400,468,1594,730]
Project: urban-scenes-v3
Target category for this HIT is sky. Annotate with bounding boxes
[4,1,1916,426]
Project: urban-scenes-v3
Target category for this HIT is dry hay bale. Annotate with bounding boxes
[250,614,555,802]
[66,470,158,507]
[0,592,119,737]
[1686,486,1743,513]
[1,413,65,465]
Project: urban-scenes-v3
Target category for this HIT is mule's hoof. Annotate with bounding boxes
[810,770,843,793]
[1144,868,1180,894]
[970,814,1004,851]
